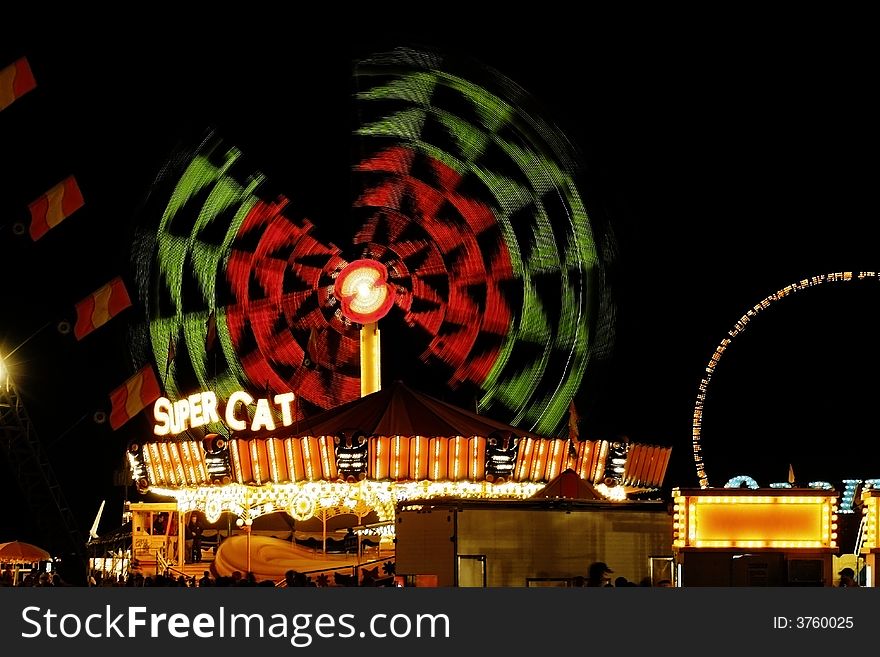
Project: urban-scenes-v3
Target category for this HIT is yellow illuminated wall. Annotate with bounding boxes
[674,490,838,549]
[861,490,880,551]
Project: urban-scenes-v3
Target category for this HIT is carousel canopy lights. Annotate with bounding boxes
[334,259,395,324]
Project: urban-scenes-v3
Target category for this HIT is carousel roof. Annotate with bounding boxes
[287,380,549,440]
[132,381,671,494]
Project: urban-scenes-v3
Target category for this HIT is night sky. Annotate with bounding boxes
[2,15,878,552]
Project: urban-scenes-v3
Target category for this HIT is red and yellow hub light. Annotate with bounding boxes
[334,259,395,397]
[334,259,395,324]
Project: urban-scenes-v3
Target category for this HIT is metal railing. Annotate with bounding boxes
[156,551,189,581]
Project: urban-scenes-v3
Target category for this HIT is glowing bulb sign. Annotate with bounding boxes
[334,259,395,324]
[725,475,880,514]
[153,390,295,436]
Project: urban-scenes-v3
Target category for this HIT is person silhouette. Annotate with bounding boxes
[838,567,859,587]
[188,514,204,563]
[344,527,358,555]
[586,561,614,587]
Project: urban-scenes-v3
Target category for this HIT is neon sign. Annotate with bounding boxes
[153,390,295,436]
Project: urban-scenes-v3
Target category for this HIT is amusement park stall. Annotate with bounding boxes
[858,489,880,586]
[672,488,839,586]
[129,502,185,572]
[394,496,672,587]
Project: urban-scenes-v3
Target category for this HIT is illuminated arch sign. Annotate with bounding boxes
[692,271,880,488]
[153,390,295,436]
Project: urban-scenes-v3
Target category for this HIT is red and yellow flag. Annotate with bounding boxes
[109,364,161,430]
[28,176,85,241]
[0,57,37,111]
[74,276,133,340]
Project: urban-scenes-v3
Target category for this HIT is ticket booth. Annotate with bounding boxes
[129,502,184,573]
[858,489,880,586]
[673,488,839,586]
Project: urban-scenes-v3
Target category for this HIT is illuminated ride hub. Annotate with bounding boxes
[129,382,671,530]
[333,259,395,397]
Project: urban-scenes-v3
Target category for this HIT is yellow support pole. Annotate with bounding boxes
[360,322,381,397]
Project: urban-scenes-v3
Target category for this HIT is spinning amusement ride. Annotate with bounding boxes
[126,48,669,529]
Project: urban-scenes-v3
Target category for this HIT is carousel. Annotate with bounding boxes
[129,379,672,543]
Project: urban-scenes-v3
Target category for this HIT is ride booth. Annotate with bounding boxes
[129,502,185,573]
[673,488,839,586]
[395,496,673,587]
[858,489,880,586]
